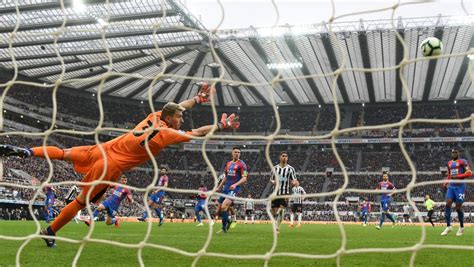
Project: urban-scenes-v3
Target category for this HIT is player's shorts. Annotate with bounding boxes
[195,204,205,213]
[218,189,240,204]
[446,186,466,203]
[150,191,166,204]
[69,145,123,204]
[361,211,368,217]
[271,198,288,209]
[291,203,303,213]
[403,213,410,218]
[245,209,253,216]
[102,200,118,218]
[427,210,434,217]
[381,199,391,212]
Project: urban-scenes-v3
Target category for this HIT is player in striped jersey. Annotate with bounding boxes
[441,148,472,236]
[138,167,169,226]
[85,175,133,227]
[65,185,81,223]
[43,186,56,223]
[289,181,306,228]
[195,183,207,226]
[244,194,255,224]
[216,147,248,233]
[270,151,297,233]
[360,198,371,226]
[375,172,397,230]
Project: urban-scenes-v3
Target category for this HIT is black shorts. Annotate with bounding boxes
[245,209,253,216]
[291,204,303,213]
[403,213,410,218]
[271,198,288,208]
[427,210,434,217]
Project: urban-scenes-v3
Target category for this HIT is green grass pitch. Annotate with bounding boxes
[0,221,473,266]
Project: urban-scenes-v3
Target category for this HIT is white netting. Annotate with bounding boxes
[0,0,473,266]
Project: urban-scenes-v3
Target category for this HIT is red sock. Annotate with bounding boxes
[50,199,84,233]
[31,146,64,160]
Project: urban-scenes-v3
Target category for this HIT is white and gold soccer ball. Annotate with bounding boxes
[420,37,443,57]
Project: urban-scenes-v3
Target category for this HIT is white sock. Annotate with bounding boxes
[297,213,302,225]
[245,216,248,223]
[251,215,254,223]
[290,213,294,225]
[409,218,413,223]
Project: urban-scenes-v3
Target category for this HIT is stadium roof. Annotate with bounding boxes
[0,0,473,106]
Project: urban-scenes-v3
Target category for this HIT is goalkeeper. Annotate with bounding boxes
[0,84,240,247]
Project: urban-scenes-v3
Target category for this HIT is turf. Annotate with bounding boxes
[0,221,473,266]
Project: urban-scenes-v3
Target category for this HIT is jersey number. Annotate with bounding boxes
[458,194,465,200]
[133,120,160,146]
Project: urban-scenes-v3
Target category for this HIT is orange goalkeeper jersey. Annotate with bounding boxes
[103,111,192,171]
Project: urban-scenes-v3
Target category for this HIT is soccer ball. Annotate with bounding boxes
[420,37,443,57]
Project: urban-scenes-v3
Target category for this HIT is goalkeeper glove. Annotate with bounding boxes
[194,82,214,104]
[218,113,240,130]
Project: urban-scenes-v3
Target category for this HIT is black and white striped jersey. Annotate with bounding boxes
[271,164,297,195]
[291,186,306,204]
[65,185,79,203]
[244,199,254,210]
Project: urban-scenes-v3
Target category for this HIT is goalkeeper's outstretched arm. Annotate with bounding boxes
[179,82,215,110]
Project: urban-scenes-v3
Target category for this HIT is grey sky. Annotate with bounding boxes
[184,0,473,30]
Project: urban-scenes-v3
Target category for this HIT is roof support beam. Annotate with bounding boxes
[358,32,376,103]
[215,49,267,106]
[395,30,405,102]
[0,42,201,62]
[0,10,179,34]
[320,34,350,103]
[284,35,325,104]
[0,0,109,14]
[422,28,444,101]
[78,48,190,92]
[449,36,474,100]
[125,63,182,99]
[249,38,300,105]
[32,52,146,78]
[173,52,207,103]
[210,67,225,106]
[15,58,82,71]
[152,82,173,102]
[0,28,187,49]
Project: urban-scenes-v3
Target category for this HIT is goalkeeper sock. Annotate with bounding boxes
[456,208,464,228]
[445,207,451,227]
[32,146,64,160]
[50,199,85,233]
[222,211,229,229]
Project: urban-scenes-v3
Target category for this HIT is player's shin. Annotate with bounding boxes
[456,208,464,228]
[445,207,452,227]
[221,211,229,229]
[297,213,302,225]
[49,199,85,233]
[31,146,65,160]
[290,213,294,225]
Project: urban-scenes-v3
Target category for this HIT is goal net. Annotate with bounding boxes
[0,0,473,266]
